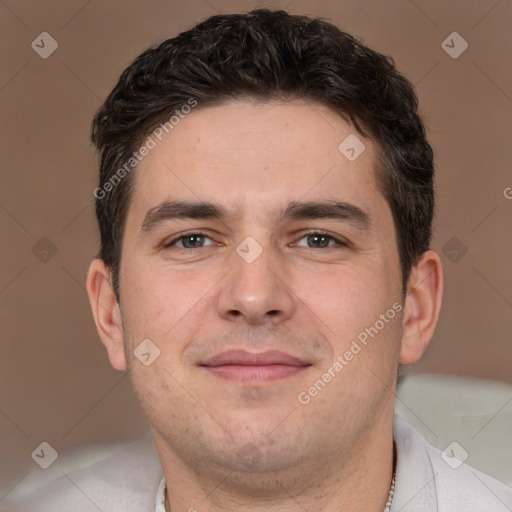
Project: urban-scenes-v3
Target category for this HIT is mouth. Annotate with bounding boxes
[200,349,312,384]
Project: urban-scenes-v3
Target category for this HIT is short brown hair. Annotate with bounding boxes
[91,9,434,302]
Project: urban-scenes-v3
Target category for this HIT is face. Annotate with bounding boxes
[110,100,406,479]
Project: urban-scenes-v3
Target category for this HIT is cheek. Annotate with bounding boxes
[128,363,183,427]
[293,263,394,343]
[121,264,202,331]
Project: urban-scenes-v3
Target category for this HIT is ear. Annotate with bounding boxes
[399,250,443,365]
[86,259,127,370]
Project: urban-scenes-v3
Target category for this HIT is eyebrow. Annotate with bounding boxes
[140,200,227,232]
[280,200,371,229]
[140,199,371,234]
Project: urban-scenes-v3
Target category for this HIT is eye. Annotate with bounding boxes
[295,232,347,249]
[164,232,216,249]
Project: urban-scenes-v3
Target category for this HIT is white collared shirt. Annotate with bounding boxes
[4,415,511,511]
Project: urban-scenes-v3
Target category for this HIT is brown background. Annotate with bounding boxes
[1,0,511,499]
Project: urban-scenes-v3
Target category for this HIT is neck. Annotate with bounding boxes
[156,417,395,512]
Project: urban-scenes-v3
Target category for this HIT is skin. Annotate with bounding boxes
[87,99,443,512]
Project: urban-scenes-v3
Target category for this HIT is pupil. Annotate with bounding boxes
[309,235,329,248]
[184,235,203,248]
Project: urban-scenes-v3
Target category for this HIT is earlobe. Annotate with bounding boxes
[86,259,127,371]
[399,250,443,365]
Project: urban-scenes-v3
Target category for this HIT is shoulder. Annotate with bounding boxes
[3,435,162,512]
[393,415,512,512]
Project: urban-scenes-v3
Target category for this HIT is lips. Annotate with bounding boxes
[202,349,309,367]
[200,349,311,384]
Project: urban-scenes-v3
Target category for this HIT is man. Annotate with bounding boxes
[85,8,512,512]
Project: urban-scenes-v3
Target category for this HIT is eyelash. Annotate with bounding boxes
[295,231,349,248]
[162,230,348,249]
[163,231,216,249]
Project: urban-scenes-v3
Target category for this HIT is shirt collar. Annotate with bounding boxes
[155,477,166,512]
[392,414,438,511]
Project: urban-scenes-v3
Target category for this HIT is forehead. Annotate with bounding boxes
[128,99,387,222]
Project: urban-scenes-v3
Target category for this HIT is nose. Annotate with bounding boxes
[216,243,297,326]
